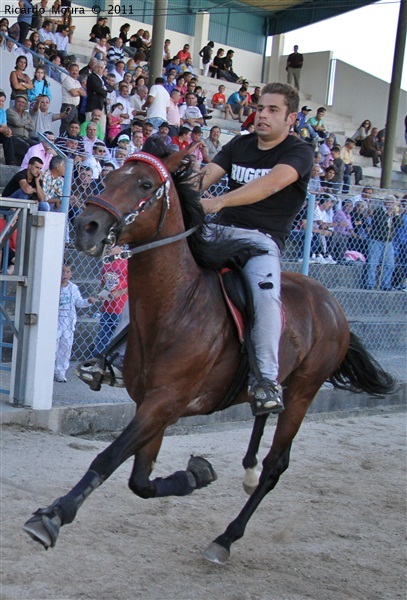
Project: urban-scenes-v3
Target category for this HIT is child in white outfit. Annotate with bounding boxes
[54,262,95,382]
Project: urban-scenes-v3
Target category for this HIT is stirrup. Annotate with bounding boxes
[248,379,284,416]
[74,356,124,391]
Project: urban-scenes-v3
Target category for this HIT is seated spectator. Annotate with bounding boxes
[38,20,56,52]
[307,107,327,139]
[211,85,226,111]
[111,134,130,160]
[311,193,335,262]
[204,126,222,161]
[88,161,116,196]
[209,48,225,79]
[340,138,363,193]
[107,38,125,73]
[199,41,214,77]
[167,89,181,137]
[140,30,151,59]
[2,156,48,210]
[45,54,63,83]
[351,186,374,210]
[347,200,371,257]
[91,36,108,61]
[171,125,191,150]
[391,195,407,290]
[55,26,72,66]
[10,56,34,103]
[180,57,197,76]
[83,140,109,178]
[126,51,146,75]
[129,130,144,153]
[177,43,191,64]
[193,85,212,122]
[218,49,242,83]
[288,200,309,259]
[20,131,56,171]
[319,165,337,192]
[0,90,16,164]
[111,147,127,167]
[188,126,210,167]
[42,155,65,211]
[152,122,177,152]
[89,16,110,43]
[401,148,407,174]
[360,127,382,167]
[164,73,177,94]
[69,166,93,222]
[174,74,187,103]
[80,108,105,140]
[225,87,251,123]
[331,145,345,191]
[109,118,144,147]
[318,136,335,168]
[33,43,48,69]
[352,120,371,147]
[107,103,124,144]
[165,57,182,76]
[307,165,323,195]
[142,121,153,140]
[331,199,354,261]
[179,92,203,130]
[20,38,34,69]
[110,60,126,85]
[82,121,99,155]
[6,95,37,163]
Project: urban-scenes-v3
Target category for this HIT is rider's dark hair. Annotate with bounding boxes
[261,82,299,116]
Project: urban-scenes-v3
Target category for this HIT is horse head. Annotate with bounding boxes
[75,147,191,258]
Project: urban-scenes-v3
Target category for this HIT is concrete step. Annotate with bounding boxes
[330,288,407,317]
[0,164,20,188]
[349,318,407,353]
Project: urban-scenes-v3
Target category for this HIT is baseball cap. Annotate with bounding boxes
[158,122,169,129]
[302,105,312,111]
[118,134,130,142]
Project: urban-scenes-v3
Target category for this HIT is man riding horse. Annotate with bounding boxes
[77,82,313,416]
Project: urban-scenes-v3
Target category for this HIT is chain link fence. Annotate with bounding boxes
[1,145,406,388]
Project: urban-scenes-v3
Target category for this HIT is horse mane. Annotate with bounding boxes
[172,163,258,270]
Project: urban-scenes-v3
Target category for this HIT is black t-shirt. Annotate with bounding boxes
[2,169,42,200]
[212,133,314,250]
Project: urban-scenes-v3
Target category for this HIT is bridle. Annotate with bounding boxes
[84,152,197,263]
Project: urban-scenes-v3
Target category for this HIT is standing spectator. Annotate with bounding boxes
[199,41,214,77]
[54,261,95,383]
[142,77,170,130]
[115,82,132,130]
[0,91,16,165]
[85,61,108,132]
[17,0,33,44]
[340,138,363,193]
[82,121,98,155]
[59,63,86,133]
[392,196,407,291]
[129,84,148,119]
[365,195,402,290]
[55,26,71,65]
[331,199,354,262]
[6,95,37,162]
[92,248,128,356]
[348,200,371,257]
[286,45,303,90]
[20,39,34,69]
[204,126,222,161]
[42,154,65,210]
[330,145,345,191]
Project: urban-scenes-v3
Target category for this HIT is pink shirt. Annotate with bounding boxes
[167,101,180,127]
[19,143,54,172]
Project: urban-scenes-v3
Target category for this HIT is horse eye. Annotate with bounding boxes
[141,182,152,191]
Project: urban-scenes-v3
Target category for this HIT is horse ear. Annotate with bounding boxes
[162,147,191,174]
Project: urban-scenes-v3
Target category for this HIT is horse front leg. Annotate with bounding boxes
[23,402,169,549]
[129,436,217,500]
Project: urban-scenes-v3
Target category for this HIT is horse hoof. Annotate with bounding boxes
[23,510,61,549]
[243,482,257,496]
[242,467,259,496]
[187,456,217,489]
[202,542,230,565]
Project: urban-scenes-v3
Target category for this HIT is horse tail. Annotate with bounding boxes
[329,332,398,397]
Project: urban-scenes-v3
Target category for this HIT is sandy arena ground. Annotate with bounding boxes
[0,411,405,600]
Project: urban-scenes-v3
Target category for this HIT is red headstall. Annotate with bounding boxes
[124,152,170,184]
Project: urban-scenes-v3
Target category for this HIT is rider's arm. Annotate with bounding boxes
[201,163,299,214]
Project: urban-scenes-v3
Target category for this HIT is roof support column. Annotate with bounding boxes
[194,11,210,75]
[265,34,285,84]
[149,0,168,85]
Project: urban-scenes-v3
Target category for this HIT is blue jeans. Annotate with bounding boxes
[147,117,166,131]
[366,239,395,290]
[9,189,50,211]
[93,312,121,356]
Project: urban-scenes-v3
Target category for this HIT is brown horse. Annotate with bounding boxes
[23,150,396,564]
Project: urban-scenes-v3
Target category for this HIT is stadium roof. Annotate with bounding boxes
[207,0,378,36]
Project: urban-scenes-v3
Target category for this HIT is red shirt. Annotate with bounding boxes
[212,92,226,108]
[100,259,128,314]
[176,49,191,63]
[172,136,189,151]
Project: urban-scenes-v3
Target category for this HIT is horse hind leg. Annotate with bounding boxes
[242,414,269,495]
